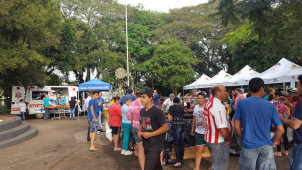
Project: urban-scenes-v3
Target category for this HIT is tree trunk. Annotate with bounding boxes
[151,77,154,90]
[85,67,91,82]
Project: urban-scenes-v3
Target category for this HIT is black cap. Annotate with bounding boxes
[139,87,153,97]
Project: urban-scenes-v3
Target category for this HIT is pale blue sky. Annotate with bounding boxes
[117,0,208,13]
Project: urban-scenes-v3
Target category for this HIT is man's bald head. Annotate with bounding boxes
[212,85,223,96]
[211,85,227,102]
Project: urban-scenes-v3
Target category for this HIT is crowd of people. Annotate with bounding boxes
[82,74,302,170]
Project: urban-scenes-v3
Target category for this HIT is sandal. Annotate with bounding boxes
[113,148,122,151]
[89,148,99,152]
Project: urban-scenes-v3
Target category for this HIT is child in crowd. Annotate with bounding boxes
[121,97,133,155]
[127,89,145,169]
[19,99,26,121]
[108,96,122,151]
[88,91,99,151]
[138,87,169,170]
[191,93,207,170]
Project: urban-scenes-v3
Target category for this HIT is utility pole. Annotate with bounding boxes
[125,0,130,87]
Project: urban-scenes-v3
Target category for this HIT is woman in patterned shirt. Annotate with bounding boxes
[168,97,186,168]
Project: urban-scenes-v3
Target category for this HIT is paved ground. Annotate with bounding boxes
[0,116,291,170]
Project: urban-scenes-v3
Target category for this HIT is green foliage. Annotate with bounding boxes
[217,0,302,66]
[0,0,61,97]
[46,74,63,86]
[222,23,258,52]
[155,2,237,76]
[147,39,196,94]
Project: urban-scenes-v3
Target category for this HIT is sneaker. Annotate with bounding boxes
[97,131,100,135]
[124,150,133,156]
[121,150,125,155]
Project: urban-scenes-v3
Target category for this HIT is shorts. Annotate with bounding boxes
[111,126,121,135]
[195,133,206,146]
[132,127,142,143]
[89,119,98,132]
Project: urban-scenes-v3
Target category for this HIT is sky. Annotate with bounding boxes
[117,0,209,13]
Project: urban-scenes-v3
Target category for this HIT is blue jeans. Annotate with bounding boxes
[122,122,132,151]
[70,108,75,120]
[290,143,302,170]
[44,106,49,120]
[239,145,276,170]
[21,112,25,120]
[206,142,230,170]
[172,125,185,162]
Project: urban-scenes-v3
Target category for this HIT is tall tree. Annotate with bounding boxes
[146,39,196,95]
[155,2,236,76]
[0,0,62,97]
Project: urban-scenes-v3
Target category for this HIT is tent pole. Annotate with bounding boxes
[83,91,85,117]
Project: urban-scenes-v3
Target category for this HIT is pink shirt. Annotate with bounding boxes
[127,100,144,127]
[235,94,244,110]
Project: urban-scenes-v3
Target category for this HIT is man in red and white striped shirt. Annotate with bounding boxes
[204,85,232,170]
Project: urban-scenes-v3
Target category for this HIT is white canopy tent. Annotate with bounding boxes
[196,70,232,88]
[260,58,302,84]
[224,65,260,86]
[183,74,211,90]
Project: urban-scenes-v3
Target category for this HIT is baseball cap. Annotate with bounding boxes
[291,88,298,93]
[138,87,153,97]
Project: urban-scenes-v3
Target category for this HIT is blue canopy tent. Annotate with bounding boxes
[77,79,111,120]
[79,78,110,91]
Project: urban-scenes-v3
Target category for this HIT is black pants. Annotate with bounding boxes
[277,125,288,152]
[172,125,185,162]
[144,150,163,170]
[87,121,91,142]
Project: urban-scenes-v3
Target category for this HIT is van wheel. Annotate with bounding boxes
[35,113,44,119]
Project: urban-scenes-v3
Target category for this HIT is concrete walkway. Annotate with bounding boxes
[0,117,290,170]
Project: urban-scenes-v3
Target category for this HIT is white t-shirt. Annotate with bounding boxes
[193,105,206,134]
[84,96,91,111]
[204,97,233,143]
[243,93,248,98]
[19,103,26,112]
[163,98,173,110]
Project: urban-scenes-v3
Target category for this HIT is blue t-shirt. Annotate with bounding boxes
[292,100,302,144]
[95,99,101,113]
[120,94,134,105]
[100,98,105,110]
[121,104,131,124]
[153,94,159,105]
[87,99,98,119]
[234,97,282,149]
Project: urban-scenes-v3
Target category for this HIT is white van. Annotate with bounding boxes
[11,86,78,118]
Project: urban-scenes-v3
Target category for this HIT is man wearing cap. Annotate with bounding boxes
[289,88,302,102]
[162,93,174,111]
[138,87,169,170]
[279,75,302,169]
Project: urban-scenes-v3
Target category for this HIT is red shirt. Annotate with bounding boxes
[108,103,122,127]
[288,95,302,102]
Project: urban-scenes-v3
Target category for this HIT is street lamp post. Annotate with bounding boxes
[125,0,130,87]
